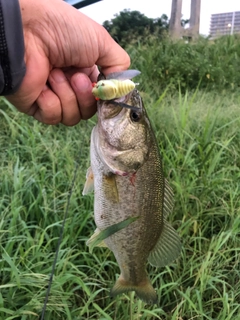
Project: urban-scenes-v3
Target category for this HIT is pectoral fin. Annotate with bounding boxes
[103,174,119,203]
[82,167,94,195]
[148,220,181,267]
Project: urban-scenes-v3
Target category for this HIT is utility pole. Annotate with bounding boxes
[169,0,183,38]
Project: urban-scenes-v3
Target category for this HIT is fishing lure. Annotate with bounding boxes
[92,70,141,101]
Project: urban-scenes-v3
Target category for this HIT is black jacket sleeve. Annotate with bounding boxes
[0,0,26,95]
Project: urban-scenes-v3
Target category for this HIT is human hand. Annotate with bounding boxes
[6,0,130,125]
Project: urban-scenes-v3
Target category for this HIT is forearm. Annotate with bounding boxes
[0,0,25,95]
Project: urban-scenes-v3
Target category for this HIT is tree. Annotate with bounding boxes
[103,9,169,47]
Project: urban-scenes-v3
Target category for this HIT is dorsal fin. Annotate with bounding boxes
[148,179,181,267]
[163,179,174,218]
[148,219,181,267]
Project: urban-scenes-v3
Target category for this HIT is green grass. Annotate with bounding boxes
[0,85,240,320]
[2,34,240,319]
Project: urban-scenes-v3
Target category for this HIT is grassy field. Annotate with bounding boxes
[0,83,239,320]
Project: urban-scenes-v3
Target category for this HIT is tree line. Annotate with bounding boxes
[103,9,189,47]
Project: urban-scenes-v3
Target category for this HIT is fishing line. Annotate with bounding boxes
[40,157,80,320]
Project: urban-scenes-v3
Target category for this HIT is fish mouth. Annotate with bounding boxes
[99,90,142,113]
[108,99,140,112]
[95,89,145,176]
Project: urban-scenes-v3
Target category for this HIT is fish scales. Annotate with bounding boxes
[84,73,181,304]
[92,143,164,282]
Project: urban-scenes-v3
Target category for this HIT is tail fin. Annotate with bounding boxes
[110,276,158,304]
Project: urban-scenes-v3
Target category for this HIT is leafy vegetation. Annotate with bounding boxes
[104,10,240,94]
[103,9,189,48]
[129,34,240,94]
[103,9,169,47]
[0,34,240,319]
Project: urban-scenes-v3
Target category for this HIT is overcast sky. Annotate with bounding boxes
[80,0,240,35]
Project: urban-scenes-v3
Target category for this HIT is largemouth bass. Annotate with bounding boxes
[83,72,181,304]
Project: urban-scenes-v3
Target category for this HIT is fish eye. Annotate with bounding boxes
[130,111,141,122]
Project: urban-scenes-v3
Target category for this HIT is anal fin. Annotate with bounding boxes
[86,228,108,249]
[82,167,94,195]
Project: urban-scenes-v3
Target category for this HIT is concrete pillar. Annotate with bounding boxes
[189,0,201,38]
[169,0,183,38]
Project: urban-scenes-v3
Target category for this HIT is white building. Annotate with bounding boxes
[210,11,240,37]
